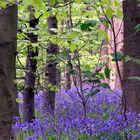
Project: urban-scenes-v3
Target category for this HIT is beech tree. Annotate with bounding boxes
[0,5,17,139]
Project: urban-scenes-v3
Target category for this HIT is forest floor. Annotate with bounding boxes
[14,85,140,140]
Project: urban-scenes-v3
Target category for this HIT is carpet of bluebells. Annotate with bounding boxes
[13,85,140,140]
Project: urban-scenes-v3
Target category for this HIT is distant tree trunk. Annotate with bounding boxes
[65,0,73,89]
[123,0,140,112]
[43,16,59,114]
[60,20,71,89]
[65,54,72,89]
[100,45,110,83]
[65,19,72,90]
[100,23,110,84]
[23,7,38,123]
[0,5,17,139]
[106,18,123,90]
[113,18,123,90]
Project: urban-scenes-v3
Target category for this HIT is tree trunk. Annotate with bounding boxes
[100,23,110,84]
[43,16,59,114]
[65,20,72,90]
[107,18,123,90]
[113,18,123,90]
[23,7,38,123]
[123,0,140,112]
[60,20,71,89]
[0,5,17,140]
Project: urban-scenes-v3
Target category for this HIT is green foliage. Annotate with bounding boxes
[82,70,93,78]
[0,0,15,9]
[134,24,140,32]
[110,52,124,61]
[88,89,100,97]
[99,17,110,28]
[77,133,88,140]
[100,82,110,88]
[124,55,132,62]
[105,7,113,19]
[104,65,111,79]
[128,76,140,81]
[80,20,99,31]
[16,98,21,103]
[12,0,123,92]
[133,59,140,65]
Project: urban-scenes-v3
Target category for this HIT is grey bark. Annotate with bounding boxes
[0,5,17,140]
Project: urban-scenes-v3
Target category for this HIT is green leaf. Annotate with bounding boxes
[16,98,20,103]
[125,55,132,62]
[100,83,110,88]
[34,11,40,18]
[76,0,81,3]
[106,8,113,19]
[98,30,109,41]
[0,1,7,8]
[104,65,111,79]
[110,52,123,61]
[97,73,105,80]
[70,43,77,51]
[134,24,140,32]
[99,17,110,28]
[84,20,98,26]
[80,20,98,31]
[116,7,123,19]
[80,23,88,31]
[128,76,140,81]
[82,70,93,78]
[17,33,24,40]
[88,89,100,97]
[50,0,56,6]
[133,59,140,64]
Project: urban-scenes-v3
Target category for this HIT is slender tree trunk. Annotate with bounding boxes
[23,7,38,123]
[123,0,140,112]
[43,16,59,114]
[65,19,72,90]
[64,0,73,89]
[0,5,17,140]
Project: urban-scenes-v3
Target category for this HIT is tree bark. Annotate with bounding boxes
[23,7,38,123]
[43,16,60,114]
[0,5,17,140]
[123,0,140,112]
